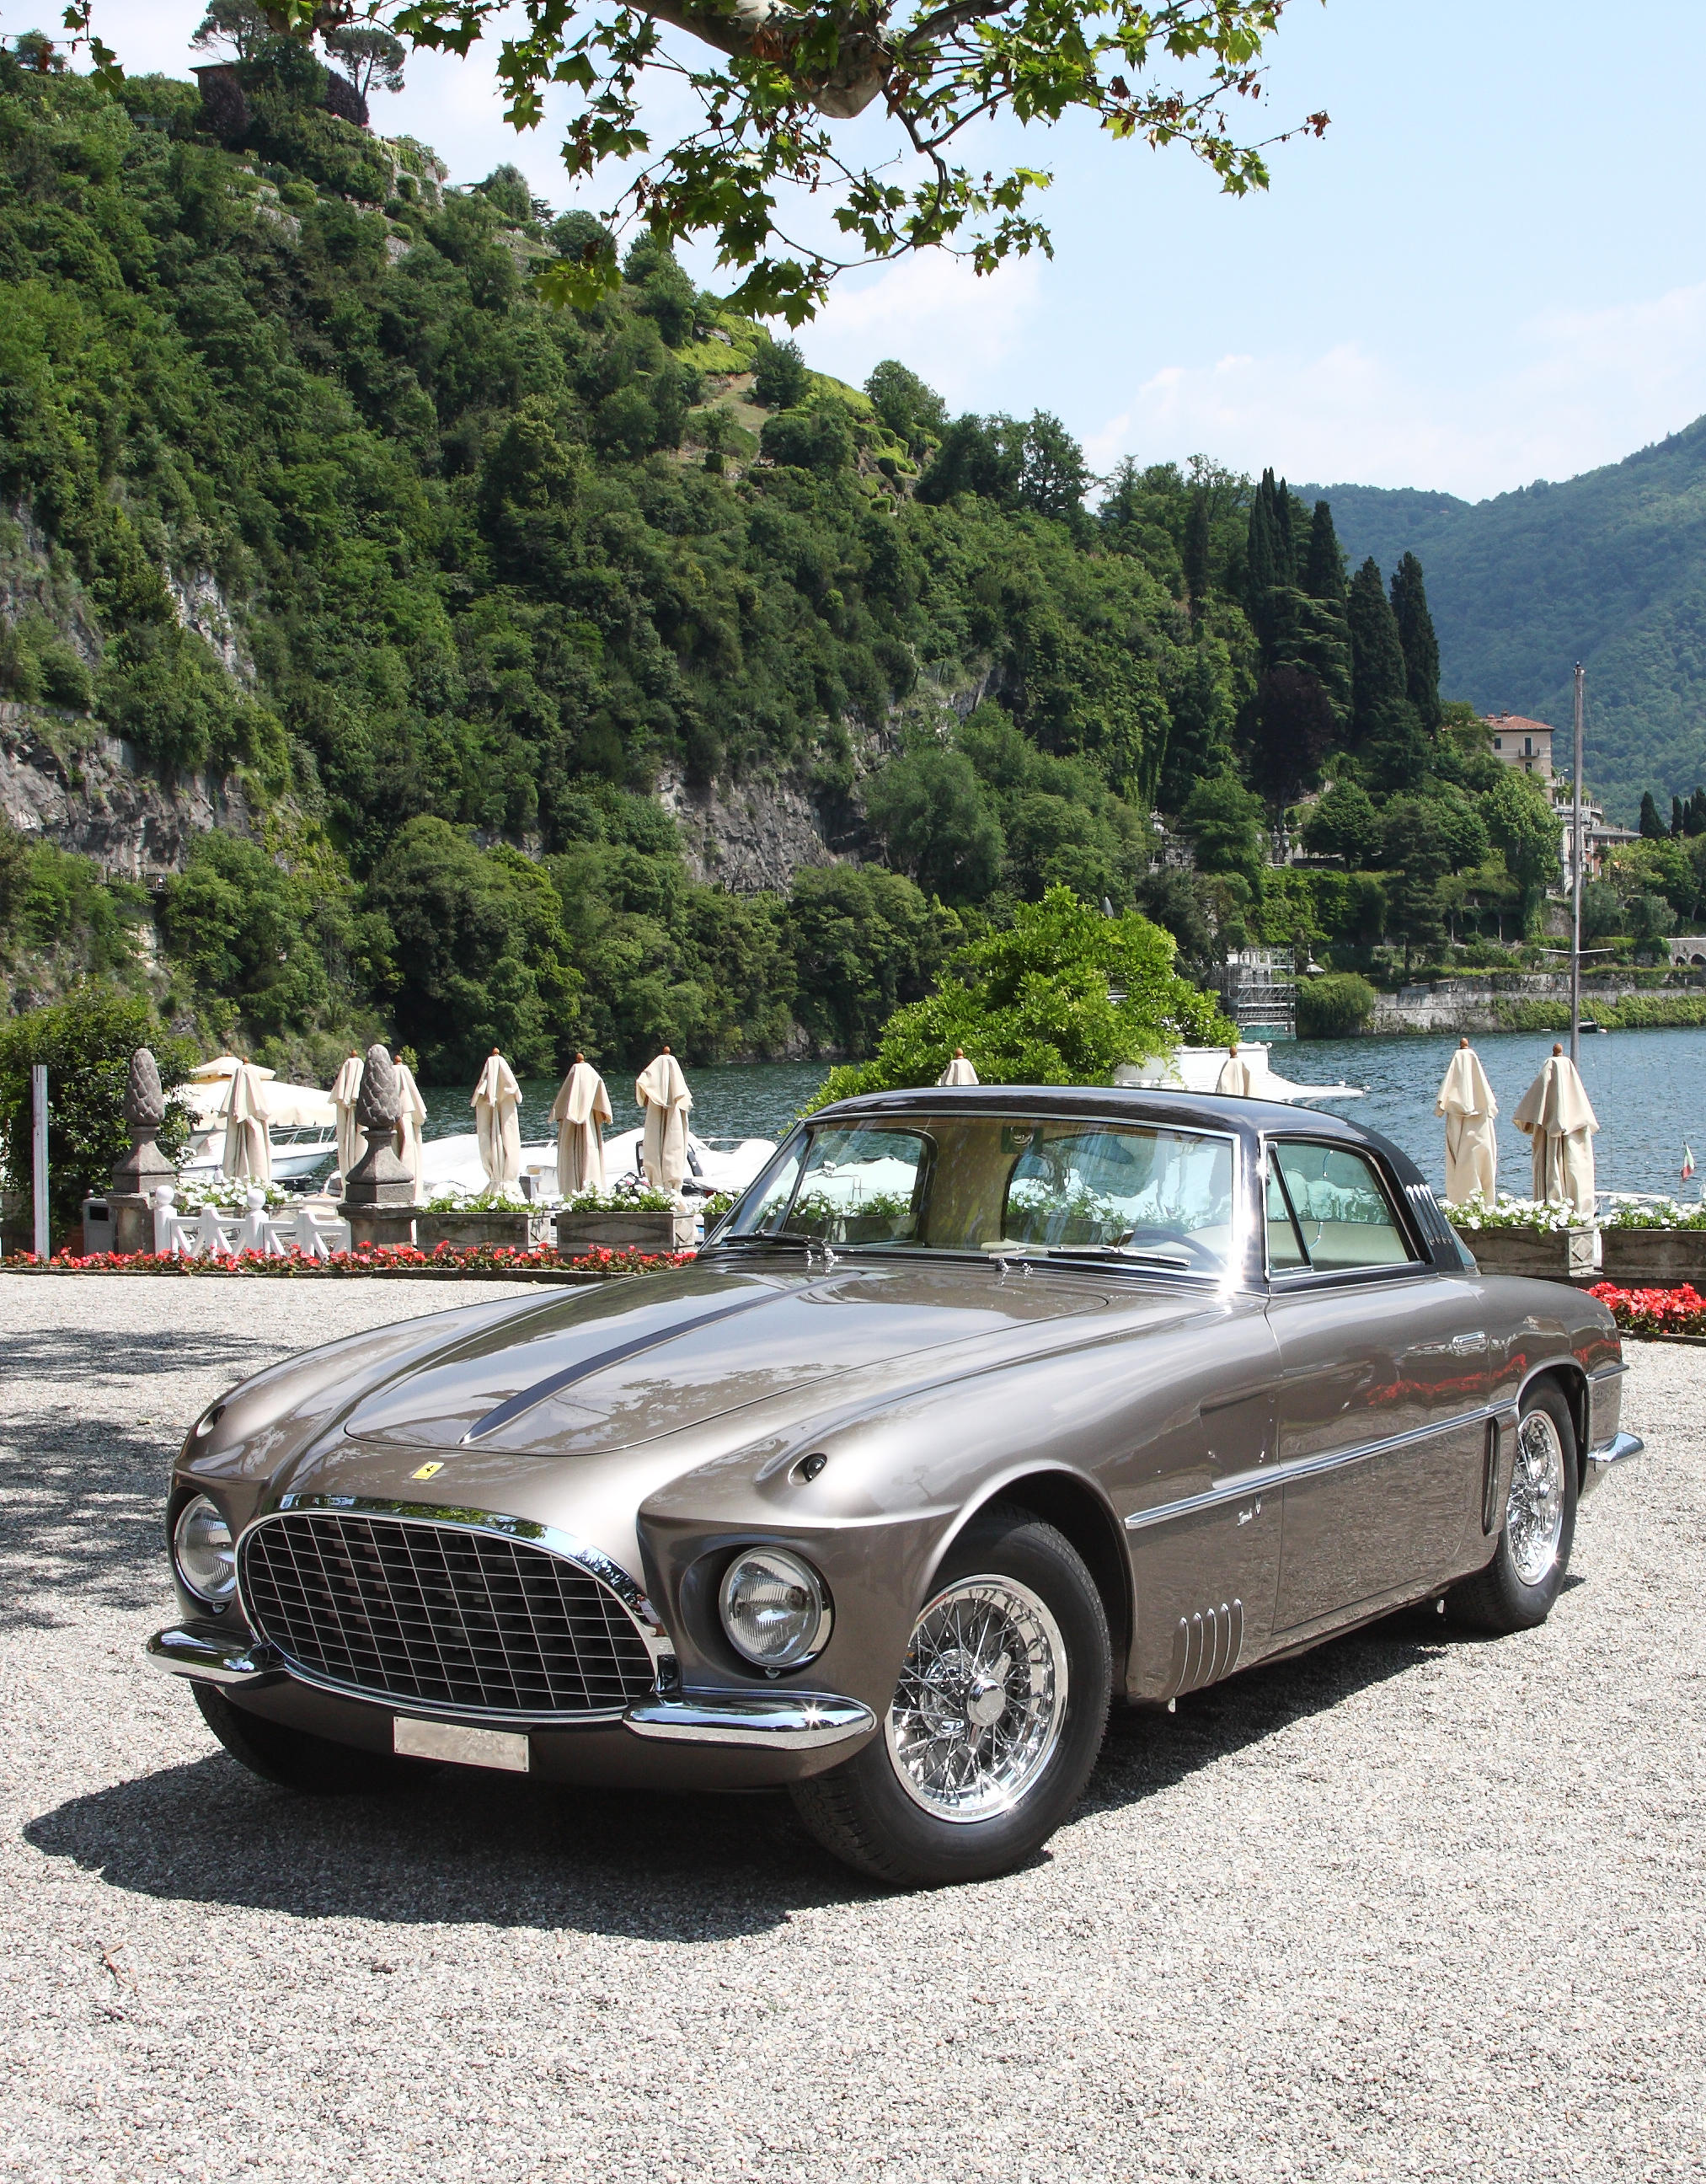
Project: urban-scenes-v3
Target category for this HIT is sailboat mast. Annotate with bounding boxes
[1570,662,1585,1065]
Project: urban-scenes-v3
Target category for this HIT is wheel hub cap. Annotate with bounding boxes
[1507,1410,1566,1587]
[885,1576,1067,1823]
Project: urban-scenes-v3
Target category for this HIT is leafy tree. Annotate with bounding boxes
[1018,413,1090,521]
[917,415,1024,506]
[1639,790,1666,839]
[1301,779,1382,870]
[0,985,196,1239]
[346,0,1331,324]
[1157,643,1234,814]
[751,336,808,409]
[809,886,1233,1105]
[1628,891,1677,961]
[1578,879,1622,945]
[322,22,405,98]
[1181,772,1266,892]
[190,1,272,62]
[864,361,945,454]
[760,398,856,476]
[787,864,955,1054]
[1388,551,1441,731]
[1296,971,1375,1037]
[1182,489,1211,609]
[864,746,1005,902]
[1249,664,1334,804]
[1483,767,1560,929]
[1303,500,1345,602]
[1388,810,1448,972]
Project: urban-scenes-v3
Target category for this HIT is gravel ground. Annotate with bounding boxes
[1,1274,1701,2184]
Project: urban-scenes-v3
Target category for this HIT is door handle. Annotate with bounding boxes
[1450,1330,1487,1356]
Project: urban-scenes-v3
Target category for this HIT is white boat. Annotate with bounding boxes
[1116,1044,1364,1103]
[416,1126,776,1202]
[174,1058,342,1183]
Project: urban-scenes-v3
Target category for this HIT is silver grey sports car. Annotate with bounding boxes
[149,1086,1641,1886]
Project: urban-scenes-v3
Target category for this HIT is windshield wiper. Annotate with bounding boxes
[1024,1245,1197,1271]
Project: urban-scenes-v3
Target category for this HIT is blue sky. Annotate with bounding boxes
[105,0,1706,500]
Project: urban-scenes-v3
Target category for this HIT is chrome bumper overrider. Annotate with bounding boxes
[147,1623,283,1685]
[623,1693,875,1748]
[145,1625,874,1753]
[1586,1429,1644,1492]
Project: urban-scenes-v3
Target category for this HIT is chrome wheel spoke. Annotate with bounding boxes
[884,1575,1067,1823]
[1507,1411,1566,1587]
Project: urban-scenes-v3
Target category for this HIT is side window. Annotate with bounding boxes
[787,1128,928,1243]
[1265,1163,1308,1269]
[1268,1143,1416,1274]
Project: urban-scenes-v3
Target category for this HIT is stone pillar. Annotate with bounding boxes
[340,1043,415,1248]
[110,1048,179,1255]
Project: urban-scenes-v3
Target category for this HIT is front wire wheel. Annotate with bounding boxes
[790,1507,1111,1887]
[1449,1380,1579,1634]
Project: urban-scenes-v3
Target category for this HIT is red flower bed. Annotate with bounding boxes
[4,1241,693,1279]
[1589,1280,1706,1337]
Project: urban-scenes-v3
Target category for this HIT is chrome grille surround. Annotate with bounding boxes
[237,1497,674,1725]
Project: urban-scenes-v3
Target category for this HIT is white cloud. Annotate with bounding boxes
[800,254,1044,407]
[1087,282,1706,499]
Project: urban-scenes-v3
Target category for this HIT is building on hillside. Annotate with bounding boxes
[1220,949,1296,1041]
[1487,713,1554,781]
[1667,937,1706,969]
[1553,784,1639,890]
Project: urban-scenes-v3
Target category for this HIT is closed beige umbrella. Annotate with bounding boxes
[1435,1037,1499,1206]
[1216,1042,1256,1096]
[393,1054,428,1204]
[221,1059,272,1186]
[472,1050,523,1186]
[329,1050,366,1179]
[551,1054,612,1194]
[1513,1044,1598,1219]
[937,1048,979,1086]
[635,1047,692,1191]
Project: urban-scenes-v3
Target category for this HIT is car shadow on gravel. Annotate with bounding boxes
[26,1605,1465,1930]
[1,1324,282,1388]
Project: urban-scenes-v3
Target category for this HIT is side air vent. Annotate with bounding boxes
[1165,1598,1244,1700]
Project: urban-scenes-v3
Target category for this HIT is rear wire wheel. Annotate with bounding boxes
[790,1505,1110,1887]
[1449,1381,1579,1634]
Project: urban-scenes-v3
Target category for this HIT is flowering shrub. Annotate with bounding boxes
[8,1243,693,1279]
[173,1177,290,1212]
[1597,1197,1706,1230]
[422,1186,533,1214]
[1449,1192,1580,1234]
[1590,1281,1706,1336]
[558,1186,677,1212]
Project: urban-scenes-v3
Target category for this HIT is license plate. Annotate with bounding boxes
[393,1718,531,1772]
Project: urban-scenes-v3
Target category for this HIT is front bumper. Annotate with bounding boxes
[1584,1428,1644,1496]
[147,1622,874,1757]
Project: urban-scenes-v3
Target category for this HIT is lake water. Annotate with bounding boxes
[419,1029,1706,1202]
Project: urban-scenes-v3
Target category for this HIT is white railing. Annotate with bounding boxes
[152,1187,352,1260]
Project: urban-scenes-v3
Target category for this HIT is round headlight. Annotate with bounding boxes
[173,1494,236,1603]
[719,1547,831,1669]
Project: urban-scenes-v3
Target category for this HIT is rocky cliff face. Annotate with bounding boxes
[0,707,252,883]
[655,763,847,893]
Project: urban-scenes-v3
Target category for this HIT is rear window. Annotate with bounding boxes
[1265,1142,1417,1274]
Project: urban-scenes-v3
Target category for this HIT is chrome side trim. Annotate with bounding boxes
[1125,1404,1503,1532]
[1589,1360,1630,1382]
[146,1623,282,1686]
[1163,1599,1243,1700]
[1587,1430,1644,1485]
[623,1692,875,1749]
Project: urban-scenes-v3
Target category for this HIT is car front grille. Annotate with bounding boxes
[238,1511,658,1719]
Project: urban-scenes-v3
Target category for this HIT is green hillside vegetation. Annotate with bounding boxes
[1305,419,1706,822]
[2,43,1698,1100]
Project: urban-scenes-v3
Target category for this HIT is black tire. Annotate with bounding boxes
[1448,1380,1579,1635]
[192,1682,439,1795]
[790,1504,1111,1887]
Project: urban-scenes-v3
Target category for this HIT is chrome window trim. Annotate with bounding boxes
[1124,1401,1515,1533]
[1259,1132,1431,1285]
[718,1111,1251,1286]
[236,1496,678,1726]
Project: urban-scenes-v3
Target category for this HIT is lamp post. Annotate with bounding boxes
[31,1063,48,1260]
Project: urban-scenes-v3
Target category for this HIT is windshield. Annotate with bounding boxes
[715,1114,1238,1277]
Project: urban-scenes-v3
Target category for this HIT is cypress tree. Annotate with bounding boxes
[1272,475,1297,586]
[1388,552,1442,730]
[1183,489,1210,609]
[1639,790,1666,839]
[1673,796,1686,838]
[1347,556,1408,740]
[1244,471,1278,650]
[1304,500,1345,602]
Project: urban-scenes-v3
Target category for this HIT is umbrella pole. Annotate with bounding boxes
[1570,662,1585,1068]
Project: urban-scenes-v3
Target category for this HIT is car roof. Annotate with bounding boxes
[815,1082,1370,1144]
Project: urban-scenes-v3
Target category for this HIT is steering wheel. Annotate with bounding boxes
[1120,1223,1220,1271]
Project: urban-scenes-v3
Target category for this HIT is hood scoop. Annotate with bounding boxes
[342,1264,1105,1457]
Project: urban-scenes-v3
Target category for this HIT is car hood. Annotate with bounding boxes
[338,1257,1110,1459]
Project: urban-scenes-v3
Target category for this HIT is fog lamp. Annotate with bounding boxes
[173,1494,236,1603]
[719,1547,830,1669]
